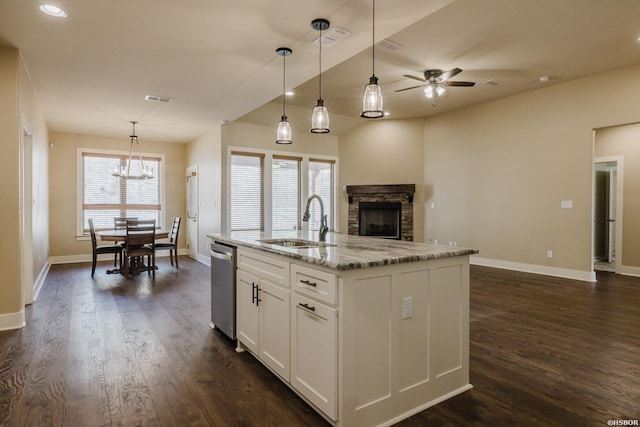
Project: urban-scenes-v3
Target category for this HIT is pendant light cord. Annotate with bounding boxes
[372,0,376,76]
[282,53,286,117]
[318,26,323,100]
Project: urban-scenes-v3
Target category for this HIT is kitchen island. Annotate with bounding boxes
[208,231,478,427]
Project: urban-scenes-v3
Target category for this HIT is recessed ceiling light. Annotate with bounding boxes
[285,91,294,96]
[40,4,67,17]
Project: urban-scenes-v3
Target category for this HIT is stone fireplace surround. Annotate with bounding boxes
[346,184,415,241]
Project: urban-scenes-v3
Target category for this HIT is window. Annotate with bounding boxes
[230,152,264,231]
[272,155,301,231]
[308,159,335,231]
[228,148,337,233]
[80,150,162,233]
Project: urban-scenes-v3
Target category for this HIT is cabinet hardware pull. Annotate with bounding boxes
[299,302,316,312]
[301,279,317,287]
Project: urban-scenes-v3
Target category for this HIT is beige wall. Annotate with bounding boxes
[48,132,187,259]
[595,123,640,268]
[0,47,49,328]
[338,119,425,241]
[221,121,339,232]
[19,53,50,294]
[0,47,22,320]
[186,125,222,260]
[423,63,640,275]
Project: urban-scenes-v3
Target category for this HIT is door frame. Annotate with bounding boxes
[592,155,623,274]
[186,165,198,259]
[20,121,34,306]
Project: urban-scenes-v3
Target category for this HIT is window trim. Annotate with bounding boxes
[226,146,339,233]
[76,147,166,238]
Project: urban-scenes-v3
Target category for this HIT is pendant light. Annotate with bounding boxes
[112,121,154,180]
[275,47,293,144]
[361,0,384,119]
[310,18,330,134]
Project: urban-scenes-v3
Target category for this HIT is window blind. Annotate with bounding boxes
[308,160,334,231]
[82,152,161,232]
[231,154,263,231]
[272,158,300,231]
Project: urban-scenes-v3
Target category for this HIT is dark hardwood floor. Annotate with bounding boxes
[1,259,639,426]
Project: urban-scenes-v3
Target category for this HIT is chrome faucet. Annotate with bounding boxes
[303,194,329,241]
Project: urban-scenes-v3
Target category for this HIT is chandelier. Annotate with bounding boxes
[112,121,153,180]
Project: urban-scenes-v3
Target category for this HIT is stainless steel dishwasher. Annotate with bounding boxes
[210,241,237,340]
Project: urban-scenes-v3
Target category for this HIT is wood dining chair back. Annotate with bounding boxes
[114,216,137,229]
[88,218,123,277]
[124,219,156,277]
[155,216,181,268]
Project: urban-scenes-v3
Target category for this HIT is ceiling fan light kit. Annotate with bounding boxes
[361,0,384,119]
[310,18,330,134]
[424,83,445,99]
[396,68,475,107]
[276,47,293,144]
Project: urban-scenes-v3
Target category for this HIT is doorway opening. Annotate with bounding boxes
[21,124,34,306]
[186,165,198,260]
[593,157,622,273]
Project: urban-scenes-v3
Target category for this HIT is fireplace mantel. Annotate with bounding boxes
[346,184,415,204]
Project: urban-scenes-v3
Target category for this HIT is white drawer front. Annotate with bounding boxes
[291,263,337,305]
[238,250,290,288]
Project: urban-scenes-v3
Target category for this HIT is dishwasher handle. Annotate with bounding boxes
[210,250,232,261]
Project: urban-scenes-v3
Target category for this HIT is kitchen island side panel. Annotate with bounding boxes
[339,255,471,427]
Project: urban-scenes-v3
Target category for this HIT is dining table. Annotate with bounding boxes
[98,229,169,242]
[97,229,169,275]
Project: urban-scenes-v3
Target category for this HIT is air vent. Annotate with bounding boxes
[377,39,403,52]
[144,95,173,103]
[313,27,351,47]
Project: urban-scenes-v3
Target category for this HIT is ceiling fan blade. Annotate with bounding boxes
[439,67,463,81]
[394,85,423,93]
[403,74,426,83]
[445,81,475,87]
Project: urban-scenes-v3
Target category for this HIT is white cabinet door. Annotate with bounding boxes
[291,293,338,421]
[236,269,259,354]
[259,280,290,381]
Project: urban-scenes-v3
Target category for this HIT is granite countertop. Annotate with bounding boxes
[208,231,478,271]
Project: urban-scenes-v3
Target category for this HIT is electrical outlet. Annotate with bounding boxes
[547,250,553,258]
[402,297,413,319]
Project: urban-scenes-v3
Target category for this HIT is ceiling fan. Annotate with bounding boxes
[395,68,475,106]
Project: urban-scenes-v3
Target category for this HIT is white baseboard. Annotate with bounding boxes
[195,253,211,266]
[617,264,640,277]
[0,309,25,331]
[33,262,51,302]
[471,256,596,282]
[49,248,189,265]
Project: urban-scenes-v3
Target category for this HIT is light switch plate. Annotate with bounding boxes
[561,200,573,209]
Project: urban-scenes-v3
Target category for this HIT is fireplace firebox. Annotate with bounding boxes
[347,184,415,241]
[359,202,402,239]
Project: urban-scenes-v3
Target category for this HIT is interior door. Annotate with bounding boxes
[607,168,617,263]
[186,166,198,259]
[593,160,619,267]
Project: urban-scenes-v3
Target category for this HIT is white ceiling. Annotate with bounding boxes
[1,0,640,142]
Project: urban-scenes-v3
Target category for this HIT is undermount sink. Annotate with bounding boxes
[258,238,337,249]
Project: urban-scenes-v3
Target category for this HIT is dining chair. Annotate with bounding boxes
[124,219,156,277]
[155,216,181,268]
[114,216,138,229]
[88,218,123,277]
